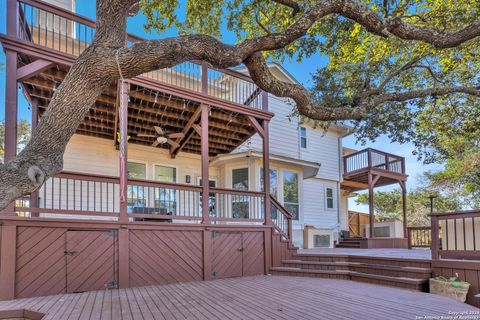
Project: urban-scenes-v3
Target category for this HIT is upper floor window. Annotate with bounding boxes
[325,187,334,209]
[300,127,307,149]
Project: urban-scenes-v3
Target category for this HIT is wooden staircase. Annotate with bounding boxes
[269,196,432,292]
[270,252,432,292]
[335,238,362,248]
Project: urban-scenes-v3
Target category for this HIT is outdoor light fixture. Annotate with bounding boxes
[185,175,191,183]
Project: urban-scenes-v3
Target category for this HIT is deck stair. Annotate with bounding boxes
[335,238,363,248]
[270,253,432,292]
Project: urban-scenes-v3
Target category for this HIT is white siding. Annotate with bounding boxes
[301,178,339,229]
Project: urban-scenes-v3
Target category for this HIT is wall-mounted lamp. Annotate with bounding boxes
[185,175,191,184]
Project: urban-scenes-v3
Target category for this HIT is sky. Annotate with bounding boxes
[0,0,442,213]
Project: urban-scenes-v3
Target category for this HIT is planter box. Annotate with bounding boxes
[429,278,470,303]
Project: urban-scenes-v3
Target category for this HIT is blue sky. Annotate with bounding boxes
[0,0,440,212]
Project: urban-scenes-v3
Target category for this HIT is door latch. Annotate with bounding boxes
[237,247,244,252]
[64,250,76,256]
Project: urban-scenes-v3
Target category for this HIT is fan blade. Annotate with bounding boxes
[166,139,180,149]
[137,134,157,137]
[154,126,164,135]
[152,140,161,147]
[167,132,185,139]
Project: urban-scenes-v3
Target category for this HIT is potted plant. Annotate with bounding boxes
[429,274,470,303]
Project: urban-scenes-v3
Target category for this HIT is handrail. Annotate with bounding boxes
[431,210,480,260]
[407,226,431,249]
[270,195,292,240]
[343,148,405,175]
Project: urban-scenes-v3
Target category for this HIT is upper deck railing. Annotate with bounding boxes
[343,148,405,175]
[13,0,266,110]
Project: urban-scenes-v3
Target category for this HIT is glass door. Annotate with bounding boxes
[232,168,249,218]
[154,165,177,215]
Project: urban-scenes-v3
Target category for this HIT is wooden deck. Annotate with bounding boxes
[0,276,477,320]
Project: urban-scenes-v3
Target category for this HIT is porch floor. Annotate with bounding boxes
[300,248,432,260]
[0,276,477,320]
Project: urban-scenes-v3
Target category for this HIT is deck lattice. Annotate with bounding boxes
[0,276,477,320]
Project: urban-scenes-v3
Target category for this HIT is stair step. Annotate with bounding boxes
[335,243,361,248]
[270,267,351,279]
[270,267,428,291]
[349,271,429,291]
[281,259,431,279]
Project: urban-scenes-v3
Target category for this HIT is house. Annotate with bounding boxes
[0,0,418,302]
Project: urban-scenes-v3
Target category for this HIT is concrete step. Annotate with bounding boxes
[335,243,361,248]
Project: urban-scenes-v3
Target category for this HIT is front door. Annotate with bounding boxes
[65,230,117,293]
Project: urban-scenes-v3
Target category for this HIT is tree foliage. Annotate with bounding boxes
[356,188,462,226]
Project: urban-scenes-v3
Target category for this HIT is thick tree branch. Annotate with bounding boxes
[244,53,480,121]
[270,0,301,15]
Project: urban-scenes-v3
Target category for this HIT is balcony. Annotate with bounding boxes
[1,0,271,157]
[341,148,407,192]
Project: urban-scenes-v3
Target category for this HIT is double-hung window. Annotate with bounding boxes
[300,127,307,149]
[325,187,334,209]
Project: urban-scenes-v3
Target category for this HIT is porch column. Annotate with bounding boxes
[201,104,210,224]
[4,51,18,163]
[368,172,375,238]
[400,181,408,238]
[118,80,129,222]
[1,50,18,216]
[262,119,271,225]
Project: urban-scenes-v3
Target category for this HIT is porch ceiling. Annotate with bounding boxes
[20,58,257,157]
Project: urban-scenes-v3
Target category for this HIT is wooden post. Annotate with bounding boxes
[264,228,272,274]
[118,227,129,288]
[201,104,210,224]
[0,225,17,300]
[262,119,271,225]
[118,80,129,223]
[203,229,212,280]
[1,50,18,216]
[401,182,408,239]
[201,63,208,95]
[431,215,439,260]
[368,172,375,238]
[4,50,18,163]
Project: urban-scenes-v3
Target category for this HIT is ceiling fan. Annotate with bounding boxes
[137,126,184,149]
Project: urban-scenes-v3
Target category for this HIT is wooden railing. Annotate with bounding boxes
[407,226,431,249]
[13,172,267,224]
[270,195,292,240]
[431,210,480,260]
[14,0,266,110]
[343,148,405,175]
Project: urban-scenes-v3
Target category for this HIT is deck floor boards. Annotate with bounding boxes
[0,276,477,320]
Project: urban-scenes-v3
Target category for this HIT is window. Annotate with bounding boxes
[260,168,278,198]
[127,162,146,212]
[300,127,307,149]
[283,171,299,220]
[127,162,146,179]
[326,187,334,209]
[154,165,177,214]
[232,168,249,218]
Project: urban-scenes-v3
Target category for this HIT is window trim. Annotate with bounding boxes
[299,126,308,149]
[231,167,249,190]
[325,187,335,210]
